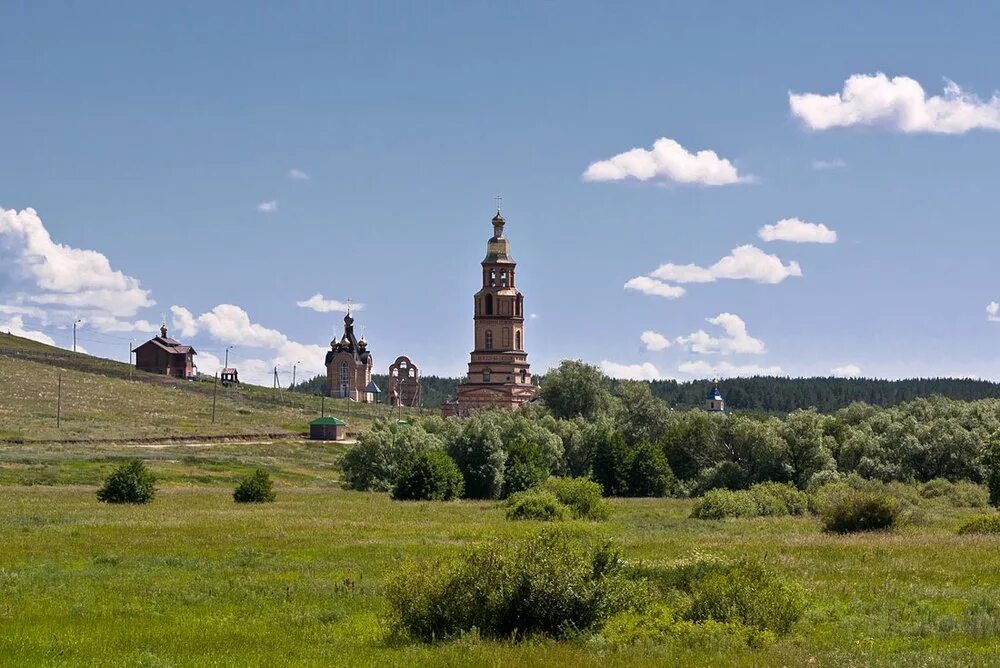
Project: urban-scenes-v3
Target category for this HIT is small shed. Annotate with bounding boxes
[310,416,347,441]
[220,368,240,386]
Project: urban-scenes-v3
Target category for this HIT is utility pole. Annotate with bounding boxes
[321,394,325,417]
[56,371,62,428]
[292,361,301,389]
[72,319,82,353]
[224,345,233,369]
[212,372,218,424]
[128,340,134,380]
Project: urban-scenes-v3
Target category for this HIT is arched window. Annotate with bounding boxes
[521,369,527,384]
[485,329,493,349]
[515,330,521,350]
[485,294,493,315]
[340,361,350,398]
[500,271,508,287]
[483,368,492,382]
[490,269,496,287]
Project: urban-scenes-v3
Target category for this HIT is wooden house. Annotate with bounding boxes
[133,325,197,379]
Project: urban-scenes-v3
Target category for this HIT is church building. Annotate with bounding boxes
[442,208,537,416]
[325,312,375,402]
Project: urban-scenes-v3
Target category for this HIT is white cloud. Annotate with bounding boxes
[0,314,55,345]
[831,364,862,377]
[287,169,309,180]
[790,73,1000,134]
[988,302,1000,322]
[676,313,766,355]
[0,207,154,318]
[640,330,671,351]
[600,360,664,381]
[624,276,686,299]
[583,137,747,186]
[296,294,361,313]
[83,315,158,333]
[677,360,782,378]
[758,218,837,244]
[170,303,328,386]
[170,305,199,337]
[257,200,278,213]
[651,245,802,285]
[812,159,846,170]
[529,313,539,319]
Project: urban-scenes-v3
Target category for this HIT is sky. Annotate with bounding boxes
[3,2,1000,385]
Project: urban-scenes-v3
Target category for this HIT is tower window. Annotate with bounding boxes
[485,330,493,349]
[515,330,521,350]
[483,369,492,382]
[485,294,493,315]
[500,271,508,287]
[490,269,496,287]
[521,369,527,384]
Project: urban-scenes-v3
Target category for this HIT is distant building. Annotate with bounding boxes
[220,368,239,386]
[325,313,374,402]
[388,355,421,407]
[310,416,347,441]
[706,384,725,412]
[442,209,537,416]
[133,325,196,378]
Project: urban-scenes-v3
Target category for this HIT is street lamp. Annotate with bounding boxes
[72,319,82,353]
[292,361,302,388]
[224,345,234,369]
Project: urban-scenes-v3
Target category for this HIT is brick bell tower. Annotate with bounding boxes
[442,207,537,416]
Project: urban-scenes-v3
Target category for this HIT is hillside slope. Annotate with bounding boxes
[0,333,412,442]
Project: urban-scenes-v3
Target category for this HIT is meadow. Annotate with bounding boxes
[0,439,998,667]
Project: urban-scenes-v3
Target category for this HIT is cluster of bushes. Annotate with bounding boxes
[97,460,277,505]
[505,477,608,521]
[691,483,808,519]
[958,513,1000,535]
[388,530,807,646]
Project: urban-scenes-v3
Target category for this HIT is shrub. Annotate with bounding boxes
[502,438,551,497]
[820,490,901,533]
[920,478,953,499]
[947,481,989,508]
[233,469,276,503]
[681,558,807,635]
[957,513,1000,535]
[97,459,156,504]
[391,450,464,501]
[695,460,747,494]
[539,477,609,520]
[591,434,633,496]
[627,441,674,497]
[749,482,809,516]
[505,490,571,521]
[691,489,758,519]
[387,528,646,640]
[806,469,843,492]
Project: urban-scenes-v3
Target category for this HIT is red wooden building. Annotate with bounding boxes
[133,325,197,378]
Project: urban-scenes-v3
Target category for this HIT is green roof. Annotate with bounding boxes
[311,417,346,426]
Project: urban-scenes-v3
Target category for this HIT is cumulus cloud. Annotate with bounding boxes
[988,302,1000,322]
[831,364,862,377]
[169,303,328,385]
[677,360,782,378]
[0,314,55,345]
[651,245,802,285]
[83,315,158,333]
[790,73,1000,134]
[600,360,664,381]
[296,294,360,313]
[676,313,766,355]
[583,137,747,186]
[812,159,846,170]
[640,330,671,351]
[0,207,154,318]
[624,276,686,299]
[287,169,309,180]
[758,218,837,244]
[257,200,278,213]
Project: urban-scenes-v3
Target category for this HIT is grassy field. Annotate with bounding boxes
[0,333,422,443]
[0,439,999,666]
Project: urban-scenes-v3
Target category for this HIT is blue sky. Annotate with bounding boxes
[3,2,1000,384]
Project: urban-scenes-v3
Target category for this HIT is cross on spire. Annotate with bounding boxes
[346,297,352,316]
[495,194,502,214]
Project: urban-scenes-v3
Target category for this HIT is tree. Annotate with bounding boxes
[392,450,464,501]
[986,432,1000,508]
[446,412,508,499]
[627,441,674,497]
[233,469,276,503]
[341,421,444,491]
[723,415,791,485]
[97,459,156,504]
[780,410,835,489]
[591,433,632,496]
[662,411,725,481]
[539,360,614,420]
[615,381,673,445]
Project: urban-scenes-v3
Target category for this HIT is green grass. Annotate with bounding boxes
[0,442,998,666]
[0,333,426,442]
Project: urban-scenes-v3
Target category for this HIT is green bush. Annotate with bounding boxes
[920,478,953,499]
[341,421,443,492]
[539,477,609,520]
[691,489,758,519]
[505,490,571,521]
[681,558,807,635]
[97,459,156,504]
[695,460,747,494]
[957,513,1000,535]
[749,482,809,516]
[947,481,989,508]
[233,469,276,503]
[387,528,646,640]
[820,490,901,533]
[627,441,674,497]
[392,450,464,501]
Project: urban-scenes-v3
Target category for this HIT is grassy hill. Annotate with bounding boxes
[0,332,423,443]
